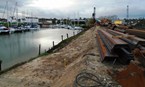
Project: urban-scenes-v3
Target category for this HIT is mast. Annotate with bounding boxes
[16,2,18,26]
[2,1,7,18]
[6,1,9,28]
[127,5,129,25]
[92,7,96,22]
[77,12,79,26]
[30,12,33,24]
[13,2,18,26]
[127,5,129,19]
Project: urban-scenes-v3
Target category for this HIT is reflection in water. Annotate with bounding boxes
[0,28,79,70]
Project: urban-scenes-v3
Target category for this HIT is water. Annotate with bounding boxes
[0,28,79,70]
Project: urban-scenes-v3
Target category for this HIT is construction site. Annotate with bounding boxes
[1,4,145,86]
[0,18,145,87]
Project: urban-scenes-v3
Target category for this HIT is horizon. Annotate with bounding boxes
[0,0,145,19]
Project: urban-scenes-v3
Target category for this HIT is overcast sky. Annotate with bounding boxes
[0,0,145,19]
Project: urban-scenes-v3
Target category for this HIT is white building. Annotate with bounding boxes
[20,17,39,23]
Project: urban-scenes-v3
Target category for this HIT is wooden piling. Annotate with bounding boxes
[61,35,63,41]
[53,41,55,47]
[39,44,41,55]
[0,60,2,71]
[77,31,79,34]
[67,33,69,38]
[73,32,75,36]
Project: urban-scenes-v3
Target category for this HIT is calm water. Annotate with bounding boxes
[0,28,79,70]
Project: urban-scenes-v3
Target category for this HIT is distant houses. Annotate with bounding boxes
[38,18,87,28]
[0,18,7,22]
[19,17,39,23]
[39,18,53,28]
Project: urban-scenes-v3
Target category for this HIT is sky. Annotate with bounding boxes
[0,0,145,19]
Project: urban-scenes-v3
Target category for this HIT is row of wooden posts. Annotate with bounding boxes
[0,30,80,71]
[38,31,78,55]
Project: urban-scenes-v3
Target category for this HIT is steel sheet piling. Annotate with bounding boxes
[97,29,133,64]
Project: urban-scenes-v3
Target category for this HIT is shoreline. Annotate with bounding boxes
[0,26,118,87]
[0,28,87,75]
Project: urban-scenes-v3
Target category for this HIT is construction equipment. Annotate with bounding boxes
[100,18,111,26]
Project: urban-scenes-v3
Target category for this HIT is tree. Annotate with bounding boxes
[52,18,57,24]
[86,18,95,27]
[57,19,60,24]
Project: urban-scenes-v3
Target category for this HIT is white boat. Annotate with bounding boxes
[0,26,7,30]
[9,27,15,34]
[29,24,40,31]
[66,25,73,29]
[73,26,83,30]
[0,25,17,34]
[0,26,10,34]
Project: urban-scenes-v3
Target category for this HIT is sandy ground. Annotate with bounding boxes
[0,26,117,87]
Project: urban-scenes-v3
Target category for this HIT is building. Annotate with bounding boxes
[39,18,53,28]
[19,17,39,23]
[70,19,87,27]
[0,18,7,22]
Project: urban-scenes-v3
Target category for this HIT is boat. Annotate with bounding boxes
[73,26,83,30]
[28,23,40,31]
[0,25,10,34]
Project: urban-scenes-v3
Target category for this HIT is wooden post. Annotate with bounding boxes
[39,44,41,55]
[66,33,69,38]
[0,60,2,71]
[73,32,75,36]
[77,30,79,34]
[61,35,63,41]
[53,41,55,47]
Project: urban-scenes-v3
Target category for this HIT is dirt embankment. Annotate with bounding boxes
[0,27,116,87]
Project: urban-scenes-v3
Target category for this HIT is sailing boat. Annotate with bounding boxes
[0,1,13,34]
[10,2,21,33]
[29,13,40,31]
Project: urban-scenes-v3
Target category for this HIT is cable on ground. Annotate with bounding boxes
[74,72,106,87]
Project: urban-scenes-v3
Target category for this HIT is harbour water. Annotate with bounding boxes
[0,28,79,70]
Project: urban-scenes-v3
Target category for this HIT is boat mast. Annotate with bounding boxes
[13,2,18,26]
[2,1,7,18]
[77,12,79,26]
[16,2,18,26]
[6,1,9,28]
